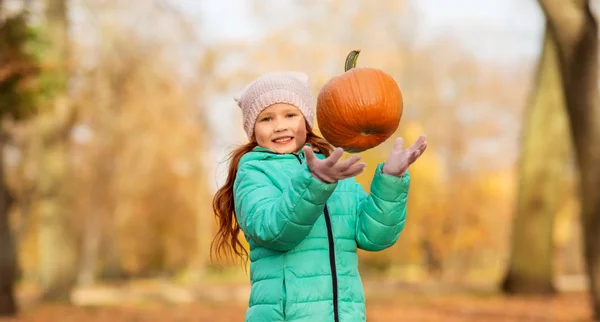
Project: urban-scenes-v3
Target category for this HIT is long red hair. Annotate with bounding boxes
[211,127,333,264]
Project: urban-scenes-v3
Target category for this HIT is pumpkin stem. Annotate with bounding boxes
[344,50,361,72]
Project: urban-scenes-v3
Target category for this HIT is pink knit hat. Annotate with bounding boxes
[233,71,315,139]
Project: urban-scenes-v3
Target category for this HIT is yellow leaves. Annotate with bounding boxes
[355,122,518,282]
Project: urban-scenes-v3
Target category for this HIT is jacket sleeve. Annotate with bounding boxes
[233,161,337,251]
[355,163,410,251]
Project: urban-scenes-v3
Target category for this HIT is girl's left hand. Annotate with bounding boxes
[382,135,428,177]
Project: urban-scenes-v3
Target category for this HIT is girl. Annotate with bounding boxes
[212,71,427,322]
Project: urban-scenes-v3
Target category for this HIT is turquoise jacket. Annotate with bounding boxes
[233,145,410,322]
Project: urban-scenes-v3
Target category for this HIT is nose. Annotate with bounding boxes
[274,120,288,132]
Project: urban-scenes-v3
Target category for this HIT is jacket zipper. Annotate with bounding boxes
[293,154,339,322]
[293,154,302,164]
[323,205,339,322]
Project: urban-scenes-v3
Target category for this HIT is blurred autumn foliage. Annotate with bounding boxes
[1,0,597,320]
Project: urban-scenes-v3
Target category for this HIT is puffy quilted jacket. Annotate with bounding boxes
[233,145,410,322]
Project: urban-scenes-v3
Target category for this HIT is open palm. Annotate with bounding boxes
[382,135,428,177]
[303,147,366,183]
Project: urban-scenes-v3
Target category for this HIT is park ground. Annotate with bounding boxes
[0,280,593,322]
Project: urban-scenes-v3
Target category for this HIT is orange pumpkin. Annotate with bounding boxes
[316,50,403,153]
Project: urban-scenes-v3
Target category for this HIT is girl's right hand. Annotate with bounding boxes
[302,146,366,184]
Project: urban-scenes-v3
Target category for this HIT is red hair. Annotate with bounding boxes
[211,128,333,263]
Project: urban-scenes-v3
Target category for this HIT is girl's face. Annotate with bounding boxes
[254,103,307,154]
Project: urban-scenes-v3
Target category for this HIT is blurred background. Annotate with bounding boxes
[1,0,599,321]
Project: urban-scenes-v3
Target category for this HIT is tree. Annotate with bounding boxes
[0,2,43,316]
[36,0,78,301]
[502,27,570,293]
[536,0,600,318]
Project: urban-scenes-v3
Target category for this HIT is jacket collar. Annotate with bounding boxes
[249,143,324,161]
[251,144,314,156]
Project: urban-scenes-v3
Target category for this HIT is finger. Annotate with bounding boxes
[414,134,427,146]
[341,163,366,178]
[405,135,425,153]
[335,154,362,171]
[411,150,420,161]
[339,161,366,176]
[412,142,425,154]
[416,142,427,156]
[409,144,427,163]
[303,146,317,165]
[325,147,344,166]
[392,137,405,152]
[406,135,425,152]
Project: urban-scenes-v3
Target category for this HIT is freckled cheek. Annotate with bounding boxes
[295,121,307,133]
[292,124,307,144]
[254,125,272,144]
[290,119,303,131]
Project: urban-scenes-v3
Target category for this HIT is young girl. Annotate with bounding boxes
[212,71,427,322]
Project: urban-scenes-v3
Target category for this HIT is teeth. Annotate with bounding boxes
[274,137,292,142]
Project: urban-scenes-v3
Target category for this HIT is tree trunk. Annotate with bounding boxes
[502,27,569,294]
[0,133,17,316]
[76,206,100,286]
[537,0,600,318]
[37,134,77,300]
[37,0,77,301]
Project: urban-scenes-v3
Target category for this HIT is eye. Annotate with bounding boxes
[286,113,298,118]
[260,116,272,122]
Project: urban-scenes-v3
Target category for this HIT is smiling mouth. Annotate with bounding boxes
[272,137,293,143]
